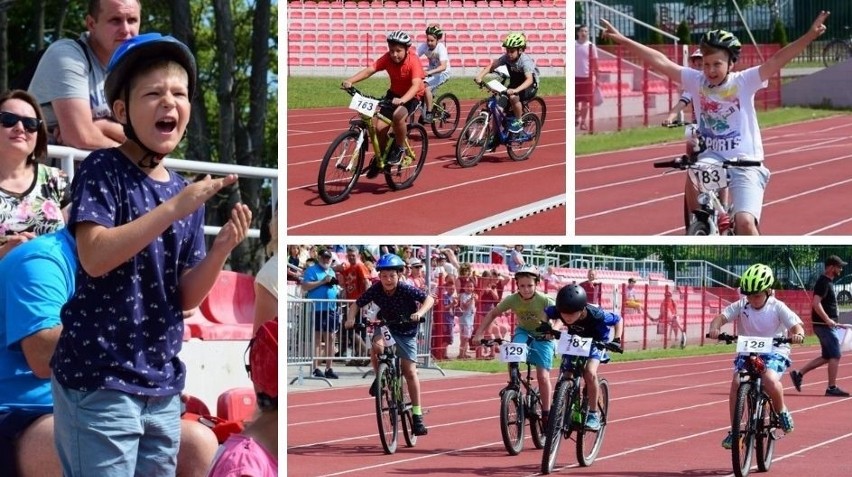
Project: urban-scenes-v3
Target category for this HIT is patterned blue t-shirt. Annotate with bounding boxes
[355,282,429,337]
[51,148,206,396]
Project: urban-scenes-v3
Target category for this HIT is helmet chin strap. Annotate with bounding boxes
[122,84,166,169]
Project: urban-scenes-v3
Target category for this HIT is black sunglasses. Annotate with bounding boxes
[0,112,41,133]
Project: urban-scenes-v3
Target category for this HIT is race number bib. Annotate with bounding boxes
[736,336,772,354]
[348,93,379,117]
[689,161,728,193]
[498,342,527,363]
[557,333,593,357]
[380,326,396,347]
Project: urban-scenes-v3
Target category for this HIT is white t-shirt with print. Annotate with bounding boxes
[681,67,768,161]
[720,296,802,357]
[416,42,451,74]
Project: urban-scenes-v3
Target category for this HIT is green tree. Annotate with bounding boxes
[771,17,788,46]
[649,25,664,45]
[676,19,691,45]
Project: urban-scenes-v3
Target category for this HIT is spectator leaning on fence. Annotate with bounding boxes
[301,249,342,380]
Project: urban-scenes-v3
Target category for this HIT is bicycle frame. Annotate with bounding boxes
[346,90,417,170]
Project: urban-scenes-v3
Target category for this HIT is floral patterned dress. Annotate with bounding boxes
[0,163,70,237]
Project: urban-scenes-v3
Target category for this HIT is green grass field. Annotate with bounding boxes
[286,76,566,109]
[575,107,846,156]
[437,336,821,373]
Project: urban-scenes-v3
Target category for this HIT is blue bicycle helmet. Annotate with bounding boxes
[376,253,406,271]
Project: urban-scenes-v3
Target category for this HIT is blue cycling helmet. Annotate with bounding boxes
[376,253,406,271]
[105,33,197,106]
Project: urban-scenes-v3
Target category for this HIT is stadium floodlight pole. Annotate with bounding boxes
[731,0,766,63]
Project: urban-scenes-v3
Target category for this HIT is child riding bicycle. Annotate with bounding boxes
[341,30,425,168]
[473,32,539,134]
[707,264,805,449]
[416,24,451,123]
[546,284,623,431]
[601,11,830,235]
[344,253,435,436]
[473,265,557,427]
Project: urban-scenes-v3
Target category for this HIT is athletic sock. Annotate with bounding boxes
[412,405,422,416]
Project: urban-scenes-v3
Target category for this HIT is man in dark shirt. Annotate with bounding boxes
[790,255,850,397]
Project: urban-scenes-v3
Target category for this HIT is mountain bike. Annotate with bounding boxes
[409,80,461,138]
[480,337,546,456]
[822,26,852,67]
[653,123,762,235]
[540,327,623,474]
[455,79,541,167]
[710,333,791,477]
[317,86,428,204]
[358,319,418,455]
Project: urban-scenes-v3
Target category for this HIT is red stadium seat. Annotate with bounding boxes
[183,308,253,340]
[217,388,257,423]
[200,271,256,326]
[183,394,211,416]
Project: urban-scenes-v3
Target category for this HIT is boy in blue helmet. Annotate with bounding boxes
[601,12,830,235]
[344,253,435,436]
[50,33,252,476]
[547,284,623,431]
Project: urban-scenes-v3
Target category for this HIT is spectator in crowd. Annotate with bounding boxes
[287,245,303,283]
[790,255,850,397]
[407,258,427,292]
[362,253,378,280]
[432,274,457,360]
[574,25,598,131]
[50,33,250,477]
[335,246,371,364]
[542,266,570,291]
[399,245,413,262]
[253,212,277,333]
[579,269,601,305]
[29,0,141,149]
[478,271,509,355]
[457,262,475,290]
[508,245,525,273]
[490,245,506,265]
[206,319,278,477]
[663,49,704,126]
[653,289,683,348]
[624,277,644,314]
[0,90,70,260]
[302,249,342,379]
[0,229,219,477]
[457,279,477,359]
[435,251,458,277]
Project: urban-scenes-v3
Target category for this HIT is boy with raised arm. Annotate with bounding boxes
[600,12,830,235]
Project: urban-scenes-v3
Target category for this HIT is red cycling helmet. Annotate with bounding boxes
[248,319,278,406]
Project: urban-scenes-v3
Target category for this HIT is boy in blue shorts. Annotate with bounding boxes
[708,264,805,449]
[344,253,435,436]
[474,32,539,134]
[473,265,556,425]
[548,284,623,430]
[416,24,451,123]
[601,12,830,235]
[50,33,251,476]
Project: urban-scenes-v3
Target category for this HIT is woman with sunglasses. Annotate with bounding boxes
[0,89,70,260]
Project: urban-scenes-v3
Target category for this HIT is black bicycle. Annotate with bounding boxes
[359,319,418,454]
[409,81,461,139]
[822,26,852,67]
[710,333,791,477]
[540,328,623,474]
[480,337,547,455]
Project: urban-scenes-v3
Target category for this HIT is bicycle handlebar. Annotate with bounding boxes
[706,333,792,346]
[653,155,763,170]
[661,120,696,128]
[341,86,393,106]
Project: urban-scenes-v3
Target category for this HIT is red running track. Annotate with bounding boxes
[286,96,566,235]
[287,346,852,476]
[576,115,852,235]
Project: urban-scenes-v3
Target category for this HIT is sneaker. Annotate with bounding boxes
[484,136,497,152]
[368,378,379,397]
[365,162,380,179]
[412,414,428,436]
[508,118,524,134]
[778,410,794,433]
[790,370,803,392]
[324,368,339,379]
[584,412,601,431]
[721,431,733,450]
[386,146,405,166]
[313,368,323,378]
[423,111,434,123]
[826,386,850,397]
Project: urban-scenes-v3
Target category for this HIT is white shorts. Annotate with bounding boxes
[728,164,770,222]
[424,71,450,92]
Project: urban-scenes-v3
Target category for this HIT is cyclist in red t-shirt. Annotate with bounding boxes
[342,31,426,167]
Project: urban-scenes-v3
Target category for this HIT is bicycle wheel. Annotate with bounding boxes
[400,375,417,448]
[577,378,609,467]
[385,123,428,191]
[541,380,571,475]
[465,98,489,126]
[455,115,491,168]
[732,382,755,477]
[755,395,775,472]
[499,388,525,456]
[431,93,461,138]
[506,112,541,161]
[375,363,399,454]
[686,220,712,236]
[822,39,852,68]
[529,389,545,449]
[317,130,364,204]
[524,96,547,126]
